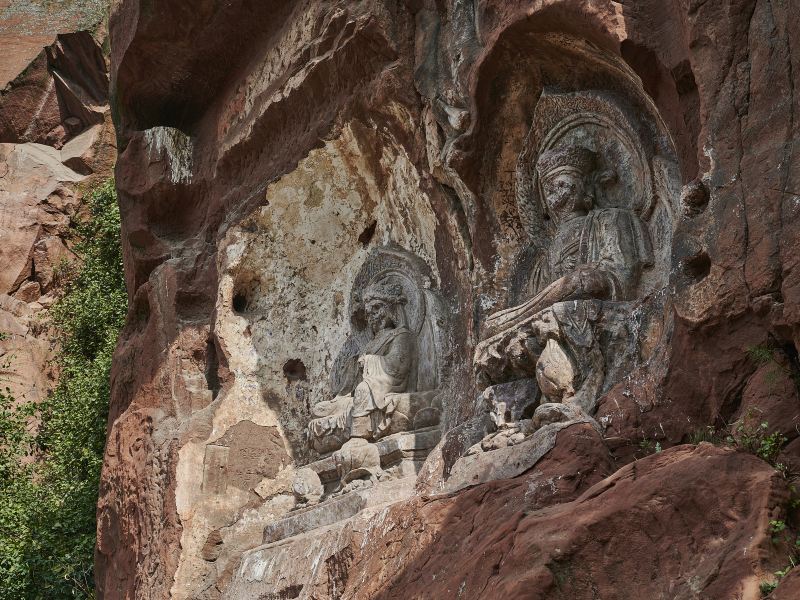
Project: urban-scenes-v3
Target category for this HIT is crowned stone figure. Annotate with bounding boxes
[475,144,653,405]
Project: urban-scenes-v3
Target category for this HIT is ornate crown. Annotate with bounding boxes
[536,145,598,179]
[362,279,407,305]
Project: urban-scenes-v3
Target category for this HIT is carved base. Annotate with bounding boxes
[307,390,442,454]
[305,426,441,493]
[262,477,416,545]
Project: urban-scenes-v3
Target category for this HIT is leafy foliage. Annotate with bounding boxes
[760,579,778,596]
[760,519,800,596]
[725,411,789,470]
[0,179,126,599]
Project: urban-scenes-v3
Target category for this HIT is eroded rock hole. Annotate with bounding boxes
[232,292,249,313]
[205,338,221,399]
[283,359,307,382]
[682,250,711,281]
[780,341,800,392]
[358,220,377,247]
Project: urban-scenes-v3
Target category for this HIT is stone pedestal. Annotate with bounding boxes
[261,476,415,545]
[307,426,441,493]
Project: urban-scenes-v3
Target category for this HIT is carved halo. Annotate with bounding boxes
[516,90,658,244]
[329,245,443,396]
[351,268,429,339]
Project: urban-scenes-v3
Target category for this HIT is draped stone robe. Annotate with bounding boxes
[308,326,414,451]
[475,206,653,399]
[529,207,653,301]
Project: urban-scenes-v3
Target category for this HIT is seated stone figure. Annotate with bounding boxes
[475,144,652,415]
[307,280,416,454]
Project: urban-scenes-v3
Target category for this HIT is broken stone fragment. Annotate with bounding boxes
[333,438,382,489]
[13,280,41,303]
[532,402,586,429]
[291,467,323,507]
[482,377,539,430]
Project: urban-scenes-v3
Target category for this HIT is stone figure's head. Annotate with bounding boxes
[362,280,408,334]
[536,145,599,223]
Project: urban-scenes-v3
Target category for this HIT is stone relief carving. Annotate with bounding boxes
[473,90,678,449]
[201,421,289,495]
[308,279,417,452]
[306,245,448,490]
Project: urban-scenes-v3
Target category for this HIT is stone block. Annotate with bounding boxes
[482,378,540,429]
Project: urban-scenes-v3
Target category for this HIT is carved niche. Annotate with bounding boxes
[473,89,679,449]
[305,245,448,491]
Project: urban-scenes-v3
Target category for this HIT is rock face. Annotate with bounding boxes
[99,1,800,599]
[227,443,788,599]
[0,9,114,408]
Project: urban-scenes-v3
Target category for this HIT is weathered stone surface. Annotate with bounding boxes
[0,31,108,147]
[446,420,603,494]
[99,0,800,597]
[227,429,592,600]
[226,441,783,599]
[330,444,788,600]
[0,20,113,413]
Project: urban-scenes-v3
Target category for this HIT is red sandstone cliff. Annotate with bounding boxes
[0,4,114,419]
[98,1,800,598]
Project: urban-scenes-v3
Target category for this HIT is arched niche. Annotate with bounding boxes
[450,25,681,307]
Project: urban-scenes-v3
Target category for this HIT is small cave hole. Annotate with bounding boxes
[205,338,221,399]
[672,59,698,96]
[232,292,249,314]
[682,250,711,281]
[283,359,307,382]
[780,341,800,390]
[358,220,377,247]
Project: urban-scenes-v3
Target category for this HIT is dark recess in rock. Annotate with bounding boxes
[358,220,377,247]
[232,292,248,314]
[283,359,307,382]
[682,249,711,281]
[205,338,221,399]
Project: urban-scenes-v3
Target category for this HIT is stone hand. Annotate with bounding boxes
[563,265,610,299]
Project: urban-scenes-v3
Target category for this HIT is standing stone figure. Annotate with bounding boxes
[475,144,653,411]
[307,280,415,453]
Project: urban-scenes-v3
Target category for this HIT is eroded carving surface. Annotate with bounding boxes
[473,91,678,448]
[306,245,447,490]
[98,2,800,598]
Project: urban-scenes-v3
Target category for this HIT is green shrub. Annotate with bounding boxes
[726,411,788,470]
[0,179,126,599]
[760,579,778,596]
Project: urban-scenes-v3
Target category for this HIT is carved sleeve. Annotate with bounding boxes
[377,330,414,381]
[590,209,652,300]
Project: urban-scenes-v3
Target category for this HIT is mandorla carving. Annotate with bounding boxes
[473,90,677,448]
[306,246,446,488]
